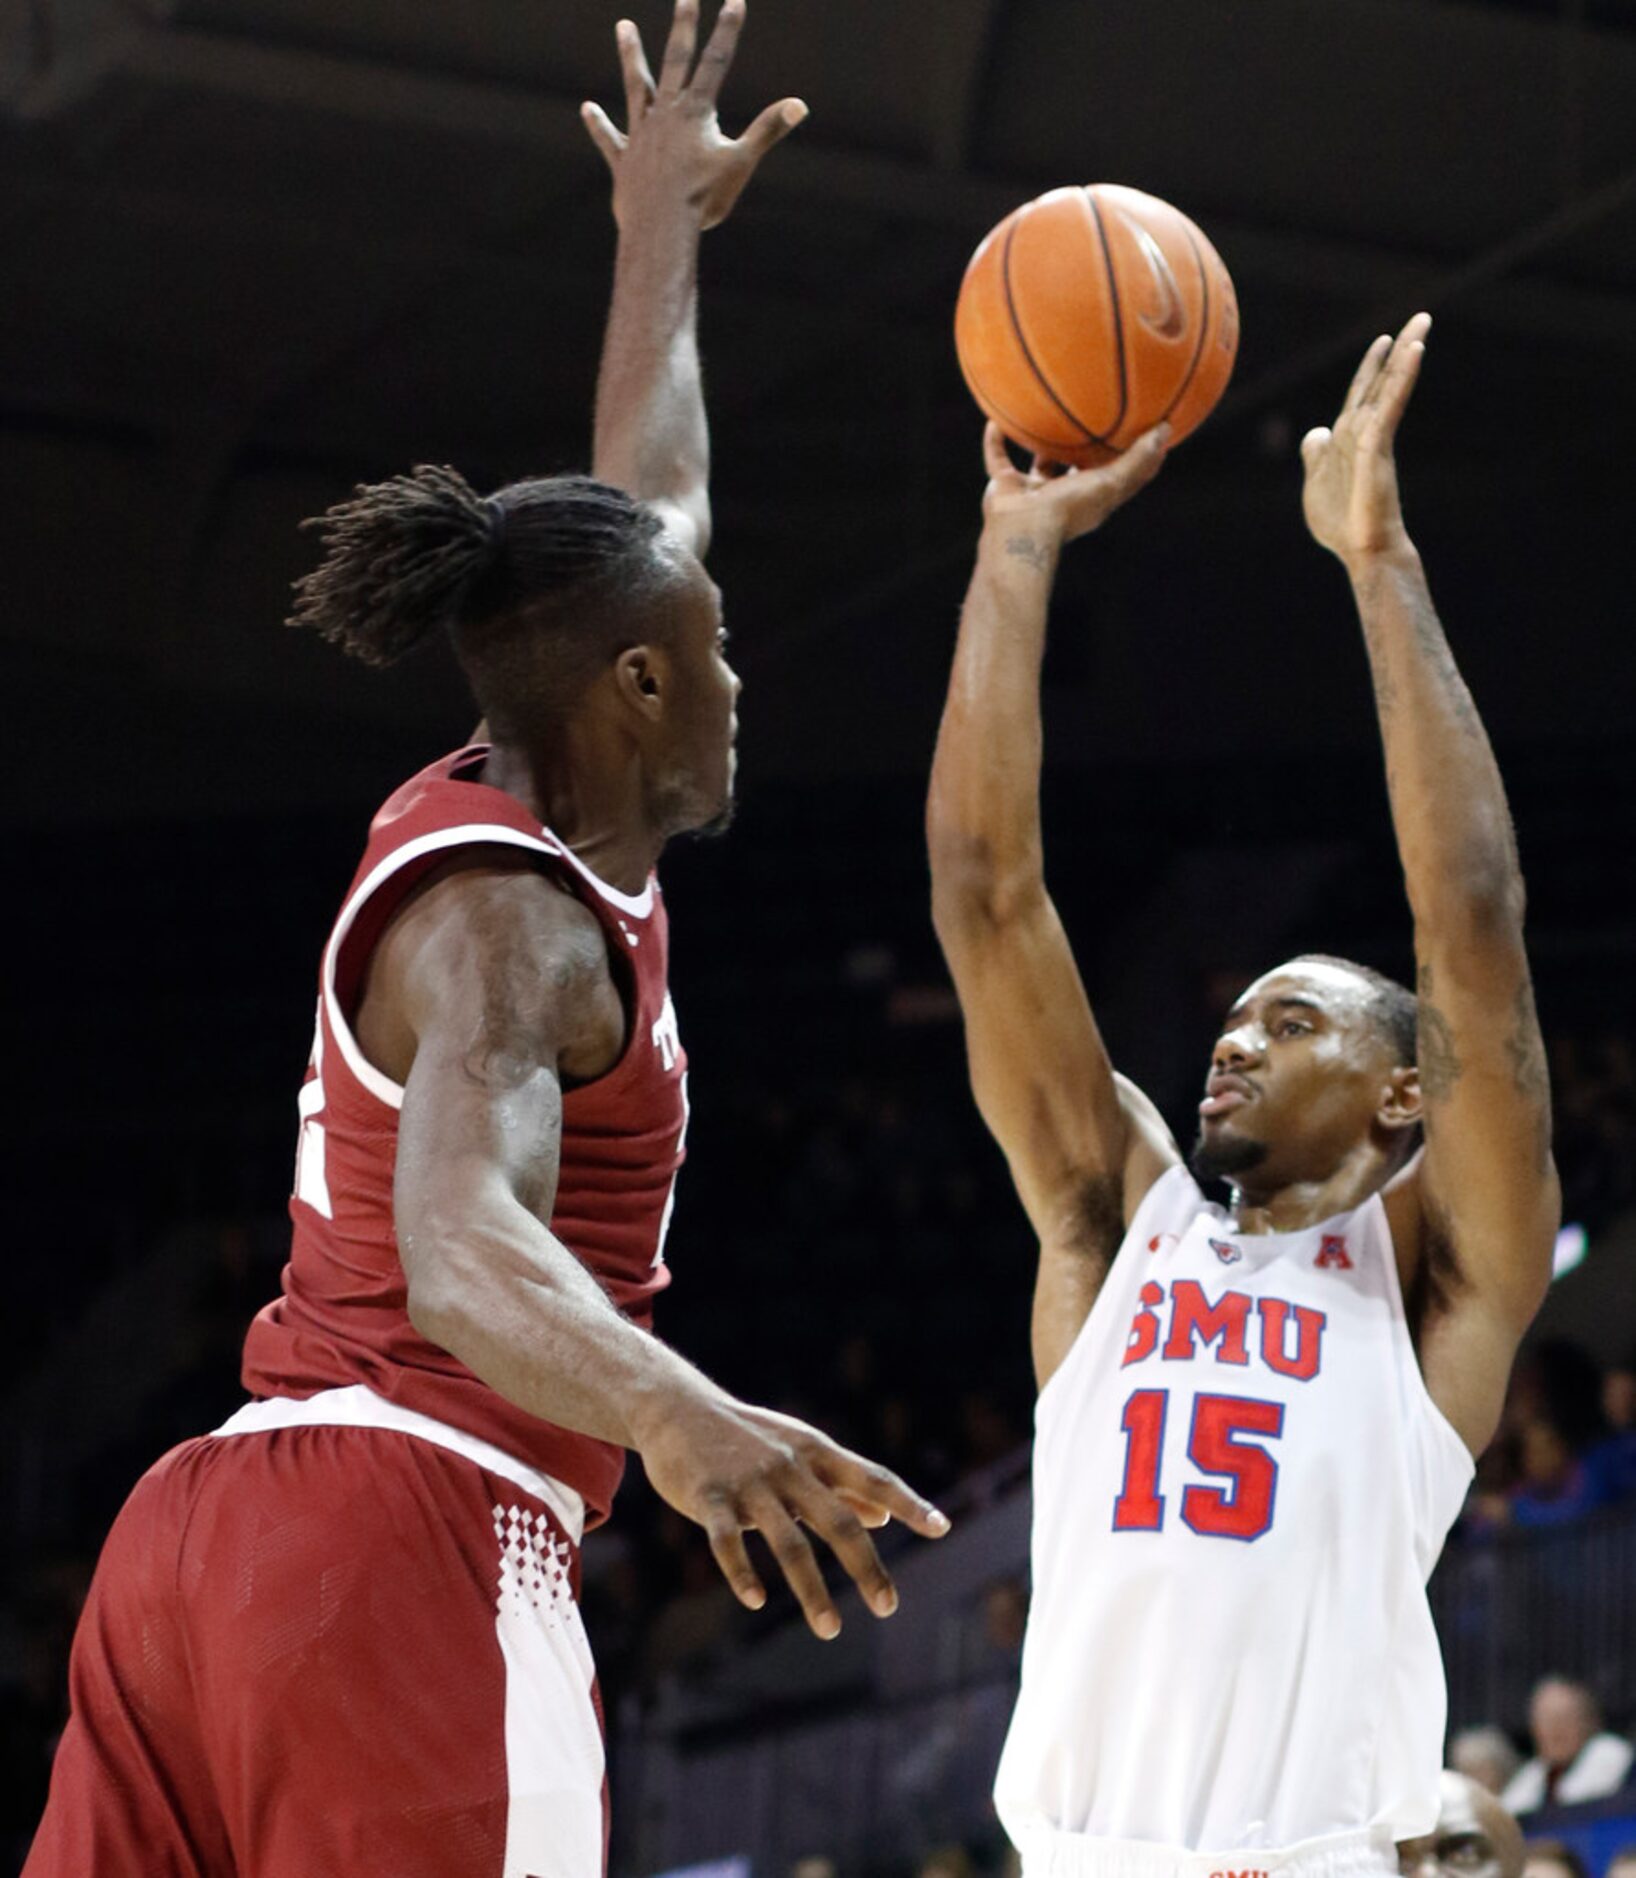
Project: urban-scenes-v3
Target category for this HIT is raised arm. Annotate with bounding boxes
[928,423,1179,1387]
[582,0,806,557]
[1302,315,1559,1454]
[373,856,947,1637]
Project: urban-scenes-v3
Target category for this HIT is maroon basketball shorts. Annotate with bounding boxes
[25,1395,605,1878]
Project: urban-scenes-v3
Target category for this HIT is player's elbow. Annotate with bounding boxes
[400,1230,469,1352]
[1412,842,1527,937]
[397,1182,491,1353]
[928,827,1043,935]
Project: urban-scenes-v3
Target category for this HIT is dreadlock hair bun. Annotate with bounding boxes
[288,463,500,667]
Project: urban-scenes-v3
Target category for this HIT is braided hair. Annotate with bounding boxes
[289,465,672,731]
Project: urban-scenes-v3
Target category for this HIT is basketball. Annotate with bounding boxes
[954,184,1240,467]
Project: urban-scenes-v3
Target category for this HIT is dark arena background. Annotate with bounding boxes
[4,2,1636,1873]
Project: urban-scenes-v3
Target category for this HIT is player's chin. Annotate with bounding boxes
[1189,1126,1270,1183]
[689,779,737,841]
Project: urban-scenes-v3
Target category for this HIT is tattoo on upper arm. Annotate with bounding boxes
[1503,977,1553,1169]
[1005,535,1053,574]
[1416,962,1463,1104]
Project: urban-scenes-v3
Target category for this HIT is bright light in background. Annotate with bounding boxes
[1552,1222,1588,1281]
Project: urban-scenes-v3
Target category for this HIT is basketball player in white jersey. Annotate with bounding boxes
[927,318,1558,1878]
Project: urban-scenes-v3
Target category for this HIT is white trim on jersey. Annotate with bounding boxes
[212,1385,587,1545]
[548,837,655,919]
[320,821,579,1111]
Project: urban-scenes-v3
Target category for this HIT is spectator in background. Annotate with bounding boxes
[788,1859,837,1878]
[1521,1843,1589,1878]
[1472,1345,1613,1533]
[916,1846,977,1878]
[1398,1770,1523,1878]
[1450,1726,1525,1799]
[1590,1352,1636,1504]
[1502,1679,1634,1813]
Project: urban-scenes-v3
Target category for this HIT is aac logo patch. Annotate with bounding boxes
[1209,1237,1242,1266]
[1315,1233,1354,1271]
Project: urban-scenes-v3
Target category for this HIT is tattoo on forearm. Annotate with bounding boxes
[1416,962,1464,1103]
[1005,535,1054,574]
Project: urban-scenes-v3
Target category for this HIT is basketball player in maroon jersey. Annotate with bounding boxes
[26,8,946,1876]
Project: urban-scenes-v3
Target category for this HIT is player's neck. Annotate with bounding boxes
[480,737,663,894]
[1228,1146,1389,1234]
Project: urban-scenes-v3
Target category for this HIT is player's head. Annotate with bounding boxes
[1190,954,1421,1196]
[288,466,740,836]
[1522,1845,1589,1878]
[1527,1677,1600,1768]
[1398,1771,1524,1878]
[1449,1724,1523,1798]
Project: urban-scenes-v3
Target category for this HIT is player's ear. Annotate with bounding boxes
[1379,1065,1422,1135]
[613,644,667,720]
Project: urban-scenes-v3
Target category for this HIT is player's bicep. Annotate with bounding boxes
[383,869,601,1303]
[1412,929,1559,1329]
[939,883,1162,1236]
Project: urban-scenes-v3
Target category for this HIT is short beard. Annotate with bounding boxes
[688,793,736,840]
[652,779,736,843]
[1189,1131,1269,1186]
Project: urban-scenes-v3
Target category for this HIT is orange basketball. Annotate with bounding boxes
[954,184,1239,467]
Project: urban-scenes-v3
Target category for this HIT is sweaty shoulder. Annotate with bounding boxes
[355,847,627,1090]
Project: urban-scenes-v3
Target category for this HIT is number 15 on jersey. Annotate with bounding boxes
[1113,1389,1285,1542]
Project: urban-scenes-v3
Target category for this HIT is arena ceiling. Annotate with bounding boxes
[5,0,1636,821]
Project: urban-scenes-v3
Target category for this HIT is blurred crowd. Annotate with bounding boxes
[1462,1341,1636,1535]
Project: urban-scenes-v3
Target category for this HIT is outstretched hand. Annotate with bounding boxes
[583,0,807,231]
[636,1389,949,1640]
[1301,312,1430,566]
[981,422,1170,550]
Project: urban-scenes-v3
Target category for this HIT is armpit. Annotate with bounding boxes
[1404,1207,1467,1352]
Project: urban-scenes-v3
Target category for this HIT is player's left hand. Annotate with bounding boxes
[1301,311,1429,567]
[582,0,808,231]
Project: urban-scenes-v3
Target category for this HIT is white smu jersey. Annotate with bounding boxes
[995,1166,1474,1858]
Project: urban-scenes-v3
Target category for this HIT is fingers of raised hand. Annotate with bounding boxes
[615,19,656,121]
[692,0,746,105]
[745,1489,840,1639]
[983,422,1018,481]
[658,0,701,97]
[703,1496,767,1612]
[1299,425,1332,470]
[738,96,808,162]
[1118,422,1171,486]
[1372,315,1429,429]
[1342,334,1392,417]
[581,101,626,166]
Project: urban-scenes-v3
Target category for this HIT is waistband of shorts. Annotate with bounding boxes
[1014,1825,1399,1878]
[211,1385,585,1545]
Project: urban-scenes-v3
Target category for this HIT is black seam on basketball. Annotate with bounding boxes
[962,356,1091,455]
[1157,223,1211,428]
[1001,214,1104,446]
[1083,188,1128,440]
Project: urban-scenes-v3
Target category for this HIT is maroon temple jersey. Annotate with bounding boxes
[241,745,689,1526]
